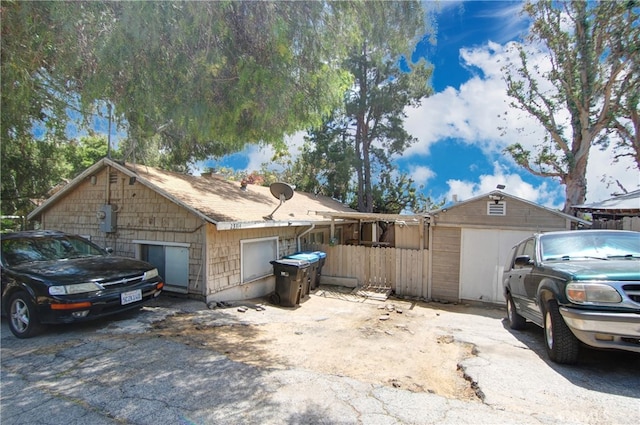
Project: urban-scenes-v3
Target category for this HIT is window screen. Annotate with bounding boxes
[241,237,278,283]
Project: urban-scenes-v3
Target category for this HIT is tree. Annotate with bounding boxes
[1,1,356,168]
[503,1,639,212]
[298,1,434,213]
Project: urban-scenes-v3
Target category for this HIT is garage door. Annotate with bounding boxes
[459,229,532,304]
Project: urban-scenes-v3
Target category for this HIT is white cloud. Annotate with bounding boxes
[408,164,436,186]
[445,161,564,209]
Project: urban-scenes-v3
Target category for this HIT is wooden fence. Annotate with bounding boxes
[306,244,429,298]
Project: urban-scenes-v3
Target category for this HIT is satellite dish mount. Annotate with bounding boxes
[264,182,294,220]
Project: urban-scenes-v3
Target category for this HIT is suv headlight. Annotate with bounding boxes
[143,268,158,280]
[49,282,103,295]
[566,283,622,304]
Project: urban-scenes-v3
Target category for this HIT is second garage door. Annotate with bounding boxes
[459,229,532,304]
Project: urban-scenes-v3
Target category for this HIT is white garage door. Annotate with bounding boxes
[459,229,532,304]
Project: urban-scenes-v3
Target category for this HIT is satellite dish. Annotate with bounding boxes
[270,182,294,201]
[264,182,295,220]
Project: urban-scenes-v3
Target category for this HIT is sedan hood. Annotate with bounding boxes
[543,260,640,281]
[10,256,156,285]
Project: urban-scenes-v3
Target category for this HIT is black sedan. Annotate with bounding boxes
[1,230,164,338]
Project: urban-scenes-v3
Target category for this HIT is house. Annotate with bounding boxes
[426,190,590,304]
[572,189,640,231]
[27,158,357,303]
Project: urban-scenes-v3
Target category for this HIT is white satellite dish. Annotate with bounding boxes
[264,182,294,220]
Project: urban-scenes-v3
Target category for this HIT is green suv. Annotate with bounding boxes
[503,230,640,364]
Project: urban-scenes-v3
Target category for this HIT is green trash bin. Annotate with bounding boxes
[270,259,310,307]
[284,252,320,298]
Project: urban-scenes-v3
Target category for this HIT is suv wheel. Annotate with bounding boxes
[544,299,579,364]
[506,293,526,330]
[8,291,43,338]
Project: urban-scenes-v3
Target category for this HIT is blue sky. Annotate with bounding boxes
[204,0,639,210]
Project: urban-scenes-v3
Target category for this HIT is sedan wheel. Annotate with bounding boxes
[8,292,43,339]
[544,300,579,364]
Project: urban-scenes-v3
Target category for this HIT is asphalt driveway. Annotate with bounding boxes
[1,290,639,424]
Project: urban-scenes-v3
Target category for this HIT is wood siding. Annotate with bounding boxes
[430,227,461,302]
[38,167,207,295]
[308,244,429,298]
[435,197,572,230]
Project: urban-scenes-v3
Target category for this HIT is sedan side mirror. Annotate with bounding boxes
[514,255,533,266]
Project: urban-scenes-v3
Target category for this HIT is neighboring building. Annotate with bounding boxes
[427,191,590,304]
[573,190,640,231]
[27,158,356,303]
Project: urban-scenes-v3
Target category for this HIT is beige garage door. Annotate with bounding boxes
[459,229,532,304]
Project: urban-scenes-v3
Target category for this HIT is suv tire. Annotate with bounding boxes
[544,299,579,364]
[506,293,526,330]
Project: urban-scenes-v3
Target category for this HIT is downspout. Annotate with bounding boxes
[297,224,315,252]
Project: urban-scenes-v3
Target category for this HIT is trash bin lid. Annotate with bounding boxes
[285,252,319,263]
[310,250,326,259]
[271,258,310,267]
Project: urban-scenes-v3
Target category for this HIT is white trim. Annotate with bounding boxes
[132,240,190,248]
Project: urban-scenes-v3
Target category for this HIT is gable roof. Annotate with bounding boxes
[572,190,640,214]
[429,190,591,226]
[28,158,356,229]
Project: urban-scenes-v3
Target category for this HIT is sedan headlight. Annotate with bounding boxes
[566,283,622,304]
[49,282,103,296]
[143,268,159,280]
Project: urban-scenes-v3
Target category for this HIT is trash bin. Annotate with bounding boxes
[285,252,319,294]
[270,259,310,307]
[310,251,326,287]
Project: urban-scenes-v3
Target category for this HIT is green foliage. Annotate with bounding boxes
[503,1,639,211]
[294,1,435,213]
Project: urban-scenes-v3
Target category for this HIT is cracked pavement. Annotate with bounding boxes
[2,294,639,424]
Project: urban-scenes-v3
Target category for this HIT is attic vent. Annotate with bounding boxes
[487,201,506,216]
[109,172,118,184]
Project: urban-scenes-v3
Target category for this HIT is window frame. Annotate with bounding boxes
[240,236,279,284]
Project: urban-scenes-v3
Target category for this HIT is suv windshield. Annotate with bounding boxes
[540,231,640,261]
[1,236,106,267]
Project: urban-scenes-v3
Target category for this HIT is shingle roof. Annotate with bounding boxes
[128,162,355,225]
[28,158,356,227]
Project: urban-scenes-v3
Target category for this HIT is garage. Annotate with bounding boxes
[459,228,533,304]
[429,190,589,305]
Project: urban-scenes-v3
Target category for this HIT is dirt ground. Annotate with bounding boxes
[150,287,506,401]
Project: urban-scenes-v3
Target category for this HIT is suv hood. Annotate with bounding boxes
[543,259,640,281]
[10,256,156,285]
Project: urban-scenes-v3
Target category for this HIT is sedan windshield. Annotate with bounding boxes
[541,232,640,261]
[1,236,106,267]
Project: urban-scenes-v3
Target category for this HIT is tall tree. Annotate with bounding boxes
[1,1,355,168]
[503,1,639,212]
[299,1,434,213]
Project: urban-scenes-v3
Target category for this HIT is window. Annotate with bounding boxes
[241,237,278,283]
[310,231,324,244]
[487,201,506,216]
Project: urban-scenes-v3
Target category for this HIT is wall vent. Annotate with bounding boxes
[487,201,506,216]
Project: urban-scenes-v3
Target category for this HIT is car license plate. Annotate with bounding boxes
[121,289,142,305]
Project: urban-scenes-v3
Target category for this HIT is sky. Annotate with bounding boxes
[204,0,639,210]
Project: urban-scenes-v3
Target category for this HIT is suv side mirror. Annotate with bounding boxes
[105,247,114,254]
[514,255,533,267]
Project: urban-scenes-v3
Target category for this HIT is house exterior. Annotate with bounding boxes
[572,189,640,231]
[427,191,590,304]
[27,158,356,303]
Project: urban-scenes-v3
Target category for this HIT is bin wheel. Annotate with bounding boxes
[270,293,281,305]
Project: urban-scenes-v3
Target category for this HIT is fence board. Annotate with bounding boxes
[307,244,429,299]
